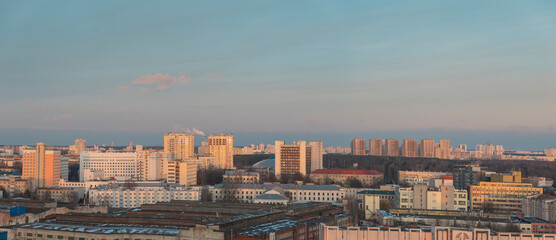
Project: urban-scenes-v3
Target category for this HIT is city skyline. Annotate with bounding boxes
[1,1,556,149]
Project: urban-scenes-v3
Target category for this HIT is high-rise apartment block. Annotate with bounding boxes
[351,138,366,155]
[438,139,450,159]
[384,139,399,156]
[419,139,436,158]
[164,133,194,160]
[306,141,324,175]
[275,141,306,180]
[137,151,173,181]
[208,134,234,169]
[74,139,87,156]
[22,142,61,188]
[369,139,383,156]
[401,139,417,157]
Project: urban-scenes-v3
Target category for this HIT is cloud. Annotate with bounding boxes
[131,73,190,91]
[154,85,170,91]
[40,106,48,111]
[44,113,73,121]
[204,73,222,82]
[22,98,30,104]
[118,85,131,93]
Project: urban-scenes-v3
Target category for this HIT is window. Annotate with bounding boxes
[47,235,53,238]
[68,237,75,240]
[58,236,64,239]
[27,233,33,237]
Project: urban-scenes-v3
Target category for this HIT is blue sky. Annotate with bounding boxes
[1,1,555,149]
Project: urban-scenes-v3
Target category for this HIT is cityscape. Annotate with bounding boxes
[2,1,556,240]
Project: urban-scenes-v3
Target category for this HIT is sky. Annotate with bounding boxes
[1,1,555,150]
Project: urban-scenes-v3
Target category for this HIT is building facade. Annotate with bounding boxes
[522,194,556,223]
[469,182,543,213]
[310,169,383,187]
[351,138,366,155]
[167,160,197,186]
[369,139,383,156]
[163,133,194,160]
[22,143,61,188]
[79,151,137,181]
[208,134,234,169]
[275,141,307,180]
[401,139,417,157]
[419,139,436,158]
[88,182,200,208]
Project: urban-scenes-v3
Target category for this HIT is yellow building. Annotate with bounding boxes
[167,160,197,186]
[164,133,194,160]
[491,171,521,183]
[22,143,61,188]
[469,181,542,213]
[208,134,234,169]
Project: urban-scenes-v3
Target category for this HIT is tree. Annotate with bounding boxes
[379,200,391,211]
[482,201,495,213]
[345,177,363,188]
[200,186,212,202]
[220,181,239,202]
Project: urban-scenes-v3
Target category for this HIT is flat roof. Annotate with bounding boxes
[17,222,182,236]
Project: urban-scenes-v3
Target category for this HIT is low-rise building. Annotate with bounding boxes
[88,182,200,208]
[395,185,467,211]
[210,183,346,203]
[37,187,82,203]
[0,177,28,197]
[310,169,383,187]
[223,169,261,184]
[398,171,452,186]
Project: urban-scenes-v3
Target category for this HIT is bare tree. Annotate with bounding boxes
[200,186,213,202]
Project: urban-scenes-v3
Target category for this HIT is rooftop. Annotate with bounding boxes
[17,222,182,236]
[311,169,383,175]
[213,183,341,191]
[255,194,289,200]
[358,190,395,195]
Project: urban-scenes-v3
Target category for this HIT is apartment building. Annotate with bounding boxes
[0,177,28,197]
[522,194,556,223]
[398,171,452,186]
[401,139,417,157]
[384,139,400,156]
[167,160,197,186]
[163,132,194,160]
[208,134,234,169]
[275,141,307,179]
[395,185,467,211]
[351,138,366,155]
[88,182,200,208]
[369,139,383,156]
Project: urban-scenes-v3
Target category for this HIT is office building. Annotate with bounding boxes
[79,151,137,181]
[60,157,68,181]
[384,139,400,156]
[163,133,194,160]
[401,139,417,157]
[22,143,61,188]
[208,134,234,169]
[275,141,306,180]
[469,181,542,213]
[167,160,197,186]
[369,139,383,156]
[420,139,436,158]
[351,138,366,155]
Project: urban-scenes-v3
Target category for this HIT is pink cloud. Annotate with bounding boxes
[132,73,190,88]
[118,85,131,93]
